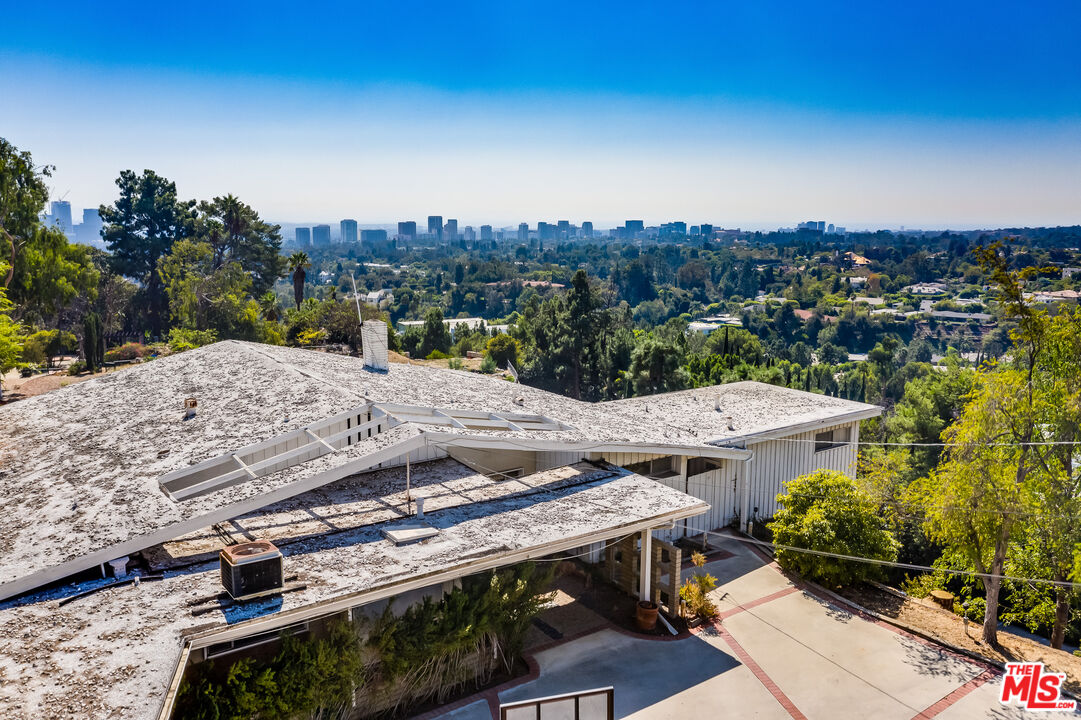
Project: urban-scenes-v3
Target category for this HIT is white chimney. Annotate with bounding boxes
[361,320,389,371]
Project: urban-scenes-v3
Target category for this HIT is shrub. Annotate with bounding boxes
[295,328,327,347]
[168,328,218,353]
[447,357,463,370]
[679,551,719,620]
[104,342,149,363]
[768,470,898,588]
[174,563,554,720]
[485,334,520,368]
[480,355,497,373]
[67,360,87,376]
[426,350,450,360]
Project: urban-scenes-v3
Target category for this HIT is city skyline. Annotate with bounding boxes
[3,2,1080,229]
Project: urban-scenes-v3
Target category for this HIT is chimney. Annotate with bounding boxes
[361,320,389,371]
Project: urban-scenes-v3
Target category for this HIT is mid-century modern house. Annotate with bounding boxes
[0,324,880,719]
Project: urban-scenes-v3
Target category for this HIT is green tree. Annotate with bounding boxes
[0,138,50,290]
[6,224,99,325]
[419,308,452,357]
[629,334,686,396]
[485,334,519,368]
[909,371,1030,645]
[82,312,104,373]
[769,470,899,587]
[0,285,24,393]
[287,251,310,310]
[196,194,284,294]
[99,170,196,334]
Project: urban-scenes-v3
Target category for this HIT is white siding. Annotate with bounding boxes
[535,449,587,471]
[739,420,860,528]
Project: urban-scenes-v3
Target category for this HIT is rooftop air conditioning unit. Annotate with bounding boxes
[220,540,284,601]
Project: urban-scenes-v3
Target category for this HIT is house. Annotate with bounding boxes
[1026,289,1080,304]
[398,316,509,336]
[0,332,880,719]
[363,288,394,309]
[844,251,872,267]
[905,282,948,295]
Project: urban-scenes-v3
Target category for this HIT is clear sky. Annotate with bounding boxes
[2,1,1079,229]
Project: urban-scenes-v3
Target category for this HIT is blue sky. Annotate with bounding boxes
[2,1,1079,229]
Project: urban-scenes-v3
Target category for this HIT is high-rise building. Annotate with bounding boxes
[582,221,593,238]
[538,222,556,241]
[463,226,476,242]
[699,223,713,238]
[480,225,493,242]
[518,223,529,242]
[557,220,570,240]
[397,221,417,240]
[340,219,358,244]
[361,229,387,243]
[295,227,311,246]
[75,208,103,246]
[444,218,458,242]
[49,201,73,232]
[625,220,644,238]
[312,224,332,247]
[427,215,443,241]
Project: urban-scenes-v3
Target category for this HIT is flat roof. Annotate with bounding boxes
[0,464,706,720]
[0,341,877,600]
[601,381,882,446]
[146,458,619,570]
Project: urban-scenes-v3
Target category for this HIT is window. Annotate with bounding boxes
[624,456,677,478]
[687,457,722,477]
[814,428,848,453]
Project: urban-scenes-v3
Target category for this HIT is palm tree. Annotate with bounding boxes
[287,251,310,309]
[258,291,280,322]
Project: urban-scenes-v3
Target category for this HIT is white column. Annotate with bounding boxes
[638,530,652,601]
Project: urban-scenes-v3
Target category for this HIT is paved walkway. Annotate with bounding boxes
[423,534,1063,719]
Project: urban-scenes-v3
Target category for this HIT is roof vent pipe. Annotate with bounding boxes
[415,496,425,518]
[361,320,389,371]
[714,396,721,412]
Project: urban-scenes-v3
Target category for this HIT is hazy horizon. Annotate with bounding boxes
[5,2,1080,230]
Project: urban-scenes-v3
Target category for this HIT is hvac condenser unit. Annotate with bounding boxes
[220,541,284,600]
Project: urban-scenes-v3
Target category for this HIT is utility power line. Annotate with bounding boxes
[707,531,1081,590]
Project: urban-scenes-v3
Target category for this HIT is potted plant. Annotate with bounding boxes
[636,599,659,631]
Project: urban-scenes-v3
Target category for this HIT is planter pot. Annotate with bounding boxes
[636,600,659,631]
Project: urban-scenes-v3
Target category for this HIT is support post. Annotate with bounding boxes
[638,530,652,601]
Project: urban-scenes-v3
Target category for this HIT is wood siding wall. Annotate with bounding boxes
[740,421,860,528]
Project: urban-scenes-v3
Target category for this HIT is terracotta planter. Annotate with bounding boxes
[636,600,659,631]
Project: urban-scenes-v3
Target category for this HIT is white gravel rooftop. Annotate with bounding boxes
[0,341,878,601]
[0,464,706,720]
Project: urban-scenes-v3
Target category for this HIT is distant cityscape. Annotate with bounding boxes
[43,201,861,249]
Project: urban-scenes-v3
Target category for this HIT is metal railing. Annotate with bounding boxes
[499,686,614,720]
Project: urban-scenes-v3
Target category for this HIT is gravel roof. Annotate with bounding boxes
[602,381,881,445]
[0,341,878,600]
[0,464,705,720]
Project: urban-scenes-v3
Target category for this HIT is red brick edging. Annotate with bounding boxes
[910,669,997,719]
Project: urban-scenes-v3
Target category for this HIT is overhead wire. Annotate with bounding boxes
[703,530,1081,590]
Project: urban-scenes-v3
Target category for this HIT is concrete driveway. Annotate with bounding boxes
[429,534,1064,719]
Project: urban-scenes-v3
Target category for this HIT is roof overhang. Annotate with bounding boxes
[708,406,883,448]
[0,432,430,603]
[154,476,708,720]
[422,432,753,461]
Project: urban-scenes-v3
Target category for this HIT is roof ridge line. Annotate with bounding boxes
[239,342,367,402]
